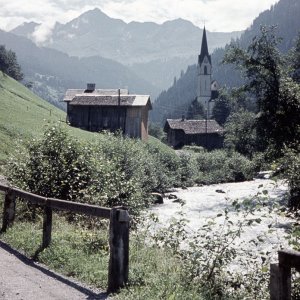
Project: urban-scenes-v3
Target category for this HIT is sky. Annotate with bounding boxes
[0,0,280,37]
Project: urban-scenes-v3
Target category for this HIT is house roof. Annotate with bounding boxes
[63,88,151,108]
[164,119,223,135]
[69,94,151,108]
[63,88,129,102]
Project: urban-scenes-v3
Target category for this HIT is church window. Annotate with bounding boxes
[204,66,208,75]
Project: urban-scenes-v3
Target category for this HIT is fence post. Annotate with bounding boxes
[270,263,291,300]
[42,204,52,249]
[1,190,16,233]
[107,207,130,293]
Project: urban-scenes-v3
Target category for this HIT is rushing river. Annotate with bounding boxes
[149,179,292,262]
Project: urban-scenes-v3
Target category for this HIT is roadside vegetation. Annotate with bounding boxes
[0,186,295,299]
[3,124,256,220]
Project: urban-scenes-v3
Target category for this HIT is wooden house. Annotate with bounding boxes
[164,118,224,150]
[63,84,152,140]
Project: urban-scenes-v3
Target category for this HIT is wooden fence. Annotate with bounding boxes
[0,183,129,293]
[270,249,300,300]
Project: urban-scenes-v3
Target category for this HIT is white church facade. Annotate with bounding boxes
[197,27,219,117]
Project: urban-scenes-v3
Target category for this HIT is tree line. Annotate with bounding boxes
[0,45,23,81]
[214,26,300,159]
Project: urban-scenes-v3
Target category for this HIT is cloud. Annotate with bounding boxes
[102,0,280,31]
[32,23,56,44]
[0,0,279,33]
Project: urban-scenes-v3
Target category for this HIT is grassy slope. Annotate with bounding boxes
[0,72,97,162]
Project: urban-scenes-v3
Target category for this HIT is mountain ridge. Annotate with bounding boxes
[10,8,243,90]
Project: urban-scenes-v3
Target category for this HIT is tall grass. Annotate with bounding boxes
[0,209,110,288]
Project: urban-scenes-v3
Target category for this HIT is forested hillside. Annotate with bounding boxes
[151,0,300,124]
[0,30,159,110]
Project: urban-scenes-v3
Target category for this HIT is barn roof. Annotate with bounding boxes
[63,87,151,108]
[63,88,129,102]
[164,119,223,135]
[69,94,151,108]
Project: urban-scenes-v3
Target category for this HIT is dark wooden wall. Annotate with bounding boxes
[125,107,142,139]
[185,133,223,150]
[166,128,223,150]
[167,129,185,149]
[68,105,127,133]
[67,104,150,140]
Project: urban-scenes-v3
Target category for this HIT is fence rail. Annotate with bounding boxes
[0,183,129,293]
[270,249,300,300]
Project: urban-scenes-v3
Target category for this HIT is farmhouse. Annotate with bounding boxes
[63,84,152,140]
[164,118,224,150]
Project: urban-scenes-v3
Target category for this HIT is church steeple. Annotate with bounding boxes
[199,26,211,65]
[197,26,212,116]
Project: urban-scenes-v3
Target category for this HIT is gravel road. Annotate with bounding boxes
[0,241,107,300]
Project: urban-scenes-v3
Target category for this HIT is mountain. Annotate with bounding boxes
[12,9,242,64]
[0,30,160,109]
[11,8,243,90]
[151,0,300,124]
[11,21,40,39]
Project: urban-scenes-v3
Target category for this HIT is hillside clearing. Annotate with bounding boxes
[0,72,100,163]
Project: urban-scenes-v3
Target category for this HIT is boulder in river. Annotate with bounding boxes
[151,193,164,204]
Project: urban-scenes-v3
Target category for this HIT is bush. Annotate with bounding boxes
[95,133,181,193]
[146,137,182,189]
[5,125,185,219]
[195,150,255,185]
[224,109,258,157]
[5,125,143,218]
[178,152,198,187]
[148,123,166,142]
[182,145,205,153]
[6,125,94,200]
[282,145,300,208]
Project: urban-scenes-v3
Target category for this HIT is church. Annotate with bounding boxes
[197,26,219,117]
[164,27,224,150]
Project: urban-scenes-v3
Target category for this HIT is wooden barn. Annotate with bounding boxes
[164,118,224,150]
[63,84,152,140]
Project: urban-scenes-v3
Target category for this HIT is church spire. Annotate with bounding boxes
[201,26,209,56]
[199,26,211,65]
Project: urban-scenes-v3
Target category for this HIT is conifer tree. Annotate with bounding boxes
[0,45,23,81]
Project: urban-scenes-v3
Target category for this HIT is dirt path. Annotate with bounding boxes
[0,241,108,300]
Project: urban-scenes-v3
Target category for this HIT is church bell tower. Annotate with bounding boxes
[197,27,212,116]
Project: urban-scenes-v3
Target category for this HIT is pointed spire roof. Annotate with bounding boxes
[201,26,209,56]
[199,26,211,65]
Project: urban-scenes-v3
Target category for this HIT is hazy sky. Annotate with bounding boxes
[0,0,279,34]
